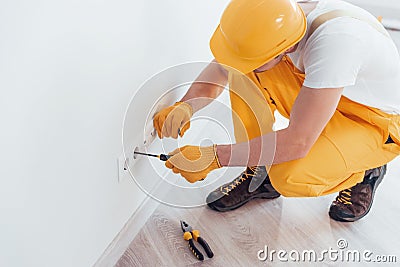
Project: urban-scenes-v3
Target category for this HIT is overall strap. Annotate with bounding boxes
[309,9,389,38]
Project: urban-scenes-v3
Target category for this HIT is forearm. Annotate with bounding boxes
[180,59,228,113]
[216,128,309,166]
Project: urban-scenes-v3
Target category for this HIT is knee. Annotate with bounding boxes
[268,162,326,197]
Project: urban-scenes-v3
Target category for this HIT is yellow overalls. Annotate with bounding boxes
[228,55,400,197]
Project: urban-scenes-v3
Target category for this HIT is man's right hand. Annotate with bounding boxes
[153,101,193,138]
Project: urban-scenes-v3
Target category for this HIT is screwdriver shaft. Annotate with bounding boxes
[134,151,170,161]
[134,151,159,158]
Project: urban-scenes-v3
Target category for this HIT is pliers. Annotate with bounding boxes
[181,220,214,261]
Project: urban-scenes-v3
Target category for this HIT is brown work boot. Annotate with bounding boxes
[206,166,280,212]
[329,165,387,222]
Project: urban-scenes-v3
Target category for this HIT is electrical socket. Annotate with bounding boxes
[117,154,130,183]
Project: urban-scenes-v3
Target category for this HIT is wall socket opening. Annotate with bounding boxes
[133,146,139,159]
[123,158,129,171]
[118,154,130,183]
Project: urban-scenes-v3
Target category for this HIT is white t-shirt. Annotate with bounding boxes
[289,0,400,114]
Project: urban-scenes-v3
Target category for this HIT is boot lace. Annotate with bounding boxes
[336,188,352,205]
[220,166,259,196]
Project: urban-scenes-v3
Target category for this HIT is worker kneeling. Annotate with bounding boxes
[153,0,400,222]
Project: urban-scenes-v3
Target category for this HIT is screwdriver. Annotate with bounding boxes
[134,151,171,161]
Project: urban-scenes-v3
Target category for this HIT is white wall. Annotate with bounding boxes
[346,0,400,17]
[0,1,228,266]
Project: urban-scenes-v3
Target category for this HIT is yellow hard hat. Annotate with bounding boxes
[210,0,307,74]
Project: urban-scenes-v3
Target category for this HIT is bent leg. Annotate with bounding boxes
[229,72,276,143]
[268,110,400,197]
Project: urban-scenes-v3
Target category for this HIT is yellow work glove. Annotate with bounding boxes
[153,102,193,139]
[165,145,222,183]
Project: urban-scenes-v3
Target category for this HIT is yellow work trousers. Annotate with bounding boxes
[229,56,400,197]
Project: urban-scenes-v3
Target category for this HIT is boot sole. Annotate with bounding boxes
[208,192,281,212]
[329,165,387,222]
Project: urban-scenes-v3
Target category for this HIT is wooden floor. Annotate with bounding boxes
[115,157,400,267]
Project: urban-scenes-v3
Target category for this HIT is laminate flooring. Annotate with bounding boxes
[116,157,400,267]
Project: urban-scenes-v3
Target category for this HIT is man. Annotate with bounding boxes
[153,0,400,222]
